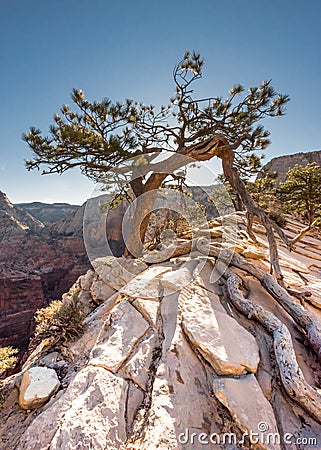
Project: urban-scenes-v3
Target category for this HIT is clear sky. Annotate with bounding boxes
[1,0,320,204]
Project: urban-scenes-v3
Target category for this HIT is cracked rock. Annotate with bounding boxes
[89,301,150,372]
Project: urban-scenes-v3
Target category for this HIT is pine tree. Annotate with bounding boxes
[23,51,290,277]
[278,162,321,225]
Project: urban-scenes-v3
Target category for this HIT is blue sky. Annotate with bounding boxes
[0,0,320,204]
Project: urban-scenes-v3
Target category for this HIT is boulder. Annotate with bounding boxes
[19,366,60,410]
[90,278,116,304]
[39,352,67,370]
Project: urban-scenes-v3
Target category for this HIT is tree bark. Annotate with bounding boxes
[125,173,169,257]
[289,219,317,245]
[124,135,311,262]
[215,143,286,283]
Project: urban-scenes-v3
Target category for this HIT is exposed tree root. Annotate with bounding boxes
[194,238,321,362]
[289,219,318,246]
[144,236,321,366]
[223,266,321,424]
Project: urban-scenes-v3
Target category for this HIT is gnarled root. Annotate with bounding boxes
[223,267,321,424]
[194,237,321,361]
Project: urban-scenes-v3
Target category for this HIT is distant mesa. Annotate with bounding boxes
[17,201,79,225]
[260,149,321,185]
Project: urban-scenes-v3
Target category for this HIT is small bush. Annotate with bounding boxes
[35,300,63,335]
[0,346,19,374]
[34,288,85,343]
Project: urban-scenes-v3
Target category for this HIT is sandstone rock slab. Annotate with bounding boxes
[120,331,157,390]
[17,366,128,450]
[242,246,267,260]
[90,301,150,372]
[121,265,172,299]
[133,298,159,327]
[126,382,144,433]
[182,286,259,375]
[213,374,280,450]
[19,366,60,410]
[68,293,122,360]
[92,256,147,290]
[136,331,221,450]
[160,266,193,292]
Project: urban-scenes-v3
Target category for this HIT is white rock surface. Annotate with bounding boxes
[213,374,281,450]
[133,298,159,326]
[181,284,259,375]
[69,294,121,360]
[160,266,193,291]
[92,256,147,290]
[17,366,128,450]
[161,290,180,351]
[7,214,321,450]
[120,331,157,390]
[90,301,150,372]
[19,366,60,410]
[137,331,221,450]
[121,264,172,299]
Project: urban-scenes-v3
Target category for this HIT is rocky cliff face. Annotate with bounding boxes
[1,213,321,449]
[261,149,321,184]
[0,192,90,350]
[0,191,44,235]
[0,191,129,350]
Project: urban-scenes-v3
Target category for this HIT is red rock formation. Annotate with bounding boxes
[0,275,44,348]
[0,192,90,350]
[0,191,128,350]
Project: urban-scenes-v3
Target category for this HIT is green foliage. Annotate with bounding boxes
[23,51,289,185]
[246,169,287,227]
[0,346,19,374]
[34,287,85,343]
[277,163,321,224]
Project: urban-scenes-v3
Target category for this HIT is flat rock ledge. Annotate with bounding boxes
[181,283,260,375]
